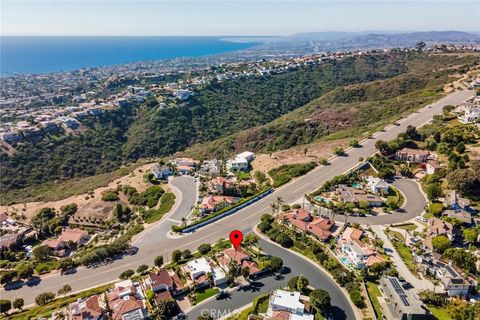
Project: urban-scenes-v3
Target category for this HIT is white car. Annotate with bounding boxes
[416,216,427,222]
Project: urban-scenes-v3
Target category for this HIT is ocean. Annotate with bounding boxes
[0,36,260,75]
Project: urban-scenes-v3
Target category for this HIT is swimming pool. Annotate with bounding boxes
[341,257,350,266]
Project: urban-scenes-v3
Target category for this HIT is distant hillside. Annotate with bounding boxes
[181,53,480,159]
[1,52,479,201]
[245,31,480,56]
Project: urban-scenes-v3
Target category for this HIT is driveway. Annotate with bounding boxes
[371,225,435,293]
[186,238,356,320]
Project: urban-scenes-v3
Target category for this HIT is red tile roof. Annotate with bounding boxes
[149,270,173,289]
[68,295,104,320]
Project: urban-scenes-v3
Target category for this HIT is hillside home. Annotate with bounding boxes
[443,209,472,225]
[216,247,261,277]
[425,160,444,174]
[459,105,480,123]
[182,257,226,287]
[379,277,427,320]
[395,148,437,163]
[282,209,334,241]
[427,217,458,242]
[107,280,146,320]
[151,164,173,180]
[265,289,313,320]
[226,151,255,172]
[333,185,384,207]
[435,263,471,297]
[365,176,389,194]
[67,295,105,320]
[444,190,471,210]
[199,195,237,214]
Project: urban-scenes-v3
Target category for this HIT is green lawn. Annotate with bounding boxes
[393,242,420,278]
[252,294,270,314]
[144,192,176,224]
[386,230,406,242]
[9,284,112,319]
[366,281,383,320]
[427,305,452,320]
[195,287,220,303]
[395,223,417,232]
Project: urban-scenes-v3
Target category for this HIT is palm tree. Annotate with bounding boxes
[270,203,278,216]
[276,197,284,212]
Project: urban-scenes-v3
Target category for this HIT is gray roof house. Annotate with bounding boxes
[379,277,427,320]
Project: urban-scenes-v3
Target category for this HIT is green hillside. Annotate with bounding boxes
[1,52,478,202]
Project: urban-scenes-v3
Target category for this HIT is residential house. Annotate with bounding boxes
[265,289,314,320]
[172,157,199,168]
[216,247,261,277]
[146,269,185,296]
[425,160,444,175]
[379,277,427,320]
[182,257,226,287]
[443,190,471,210]
[61,228,90,246]
[42,228,89,256]
[151,164,173,180]
[342,227,364,242]
[427,217,457,241]
[67,295,105,320]
[365,176,389,194]
[459,105,480,123]
[435,262,471,297]
[0,233,22,249]
[333,185,384,207]
[395,148,436,163]
[199,196,237,215]
[282,209,334,241]
[226,151,255,172]
[107,280,146,320]
[202,159,222,177]
[443,209,472,225]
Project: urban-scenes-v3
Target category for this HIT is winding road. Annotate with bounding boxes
[0,90,473,310]
[186,238,355,320]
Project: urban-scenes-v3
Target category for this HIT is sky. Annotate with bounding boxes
[1,1,479,36]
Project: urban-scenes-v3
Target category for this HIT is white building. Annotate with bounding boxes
[173,89,194,100]
[185,257,226,286]
[460,105,480,123]
[226,151,255,172]
[341,241,368,269]
[365,176,389,194]
[266,289,313,320]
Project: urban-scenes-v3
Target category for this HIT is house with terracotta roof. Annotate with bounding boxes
[146,269,186,302]
[216,247,262,277]
[67,295,106,320]
[60,228,89,246]
[199,196,238,215]
[281,209,334,242]
[107,280,146,320]
[339,227,385,269]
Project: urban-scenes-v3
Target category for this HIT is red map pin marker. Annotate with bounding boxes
[229,230,243,250]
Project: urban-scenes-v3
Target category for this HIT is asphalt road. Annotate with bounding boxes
[186,239,355,320]
[1,90,473,305]
[348,178,427,225]
[1,176,197,303]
